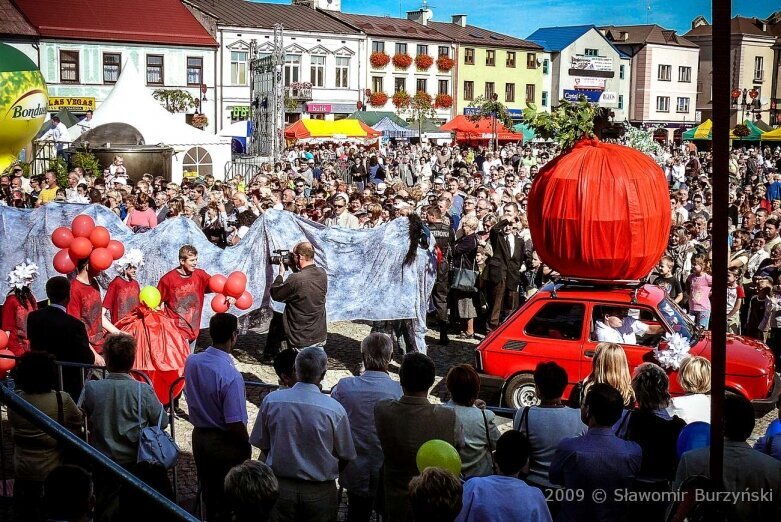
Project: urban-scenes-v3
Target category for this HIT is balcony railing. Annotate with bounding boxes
[285,85,313,100]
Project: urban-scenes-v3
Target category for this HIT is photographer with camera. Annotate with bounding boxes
[270,242,328,351]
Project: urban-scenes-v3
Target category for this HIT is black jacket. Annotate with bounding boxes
[270,265,328,349]
[27,305,94,399]
[487,219,525,289]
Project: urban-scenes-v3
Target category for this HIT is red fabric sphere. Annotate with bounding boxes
[527,138,671,281]
[0,331,8,350]
[235,291,253,310]
[211,294,230,313]
[69,237,93,260]
[209,274,227,294]
[51,226,74,248]
[107,240,125,260]
[224,272,247,298]
[89,226,111,248]
[89,247,114,272]
[71,215,96,238]
[53,249,76,274]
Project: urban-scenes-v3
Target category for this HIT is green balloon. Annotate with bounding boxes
[139,285,161,309]
[416,439,461,477]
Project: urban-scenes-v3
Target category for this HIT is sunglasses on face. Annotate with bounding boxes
[334,204,346,209]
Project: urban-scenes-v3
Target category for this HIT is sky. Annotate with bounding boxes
[330,0,780,40]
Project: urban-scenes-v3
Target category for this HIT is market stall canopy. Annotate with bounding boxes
[729,120,763,141]
[682,119,712,140]
[35,108,80,139]
[407,118,450,139]
[284,119,381,140]
[441,115,523,142]
[754,118,773,132]
[348,111,408,127]
[513,122,537,142]
[372,117,418,139]
[761,126,781,141]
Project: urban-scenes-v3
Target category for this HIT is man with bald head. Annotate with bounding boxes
[270,242,329,350]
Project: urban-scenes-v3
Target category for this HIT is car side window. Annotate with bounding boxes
[524,302,585,341]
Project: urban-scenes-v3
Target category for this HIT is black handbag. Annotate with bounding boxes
[450,256,478,292]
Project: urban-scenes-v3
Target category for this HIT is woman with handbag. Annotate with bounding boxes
[80,334,173,521]
[451,216,480,339]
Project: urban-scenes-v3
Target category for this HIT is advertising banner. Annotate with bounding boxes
[563,90,618,107]
[48,96,95,111]
[570,55,613,72]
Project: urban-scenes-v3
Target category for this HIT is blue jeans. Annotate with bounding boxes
[692,310,711,329]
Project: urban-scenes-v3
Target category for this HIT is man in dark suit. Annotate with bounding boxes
[486,203,526,331]
[27,276,95,399]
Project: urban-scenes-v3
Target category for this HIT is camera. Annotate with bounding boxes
[270,249,298,271]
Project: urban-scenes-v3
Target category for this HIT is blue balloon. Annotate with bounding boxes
[766,419,781,438]
[677,421,711,459]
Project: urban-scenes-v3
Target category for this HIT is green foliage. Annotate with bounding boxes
[70,148,102,176]
[48,157,69,188]
[467,95,514,130]
[522,98,599,150]
[284,96,299,111]
[152,89,197,113]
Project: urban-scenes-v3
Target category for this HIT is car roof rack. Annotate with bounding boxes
[545,277,647,298]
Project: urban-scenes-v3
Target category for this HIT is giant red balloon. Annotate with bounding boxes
[211,294,229,313]
[69,237,93,260]
[527,138,671,281]
[53,249,76,274]
[209,274,227,294]
[235,291,253,310]
[89,247,114,272]
[107,240,125,260]
[51,227,74,248]
[224,272,247,298]
[71,215,96,238]
[0,330,8,350]
[89,226,111,248]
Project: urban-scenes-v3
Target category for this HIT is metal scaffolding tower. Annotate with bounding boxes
[248,24,284,162]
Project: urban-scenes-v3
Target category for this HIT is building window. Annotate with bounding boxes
[584,48,598,57]
[284,54,301,85]
[542,59,549,74]
[187,57,203,86]
[464,48,475,65]
[335,57,349,88]
[231,51,248,85]
[183,147,213,177]
[438,46,449,57]
[486,50,495,66]
[310,56,325,87]
[103,53,121,84]
[395,43,408,55]
[416,78,427,93]
[438,79,449,95]
[506,51,516,68]
[372,41,385,53]
[678,66,691,83]
[525,83,535,104]
[146,55,164,85]
[416,44,428,56]
[394,77,406,93]
[619,64,625,80]
[618,94,624,109]
[505,83,515,102]
[658,64,671,81]
[60,50,79,83]
[676,97,690,113]
[372,76,384,93]
[542,91,548,107]
[754,56,764,81]
[656,96,670,112]
[526,53,537,69]
[485,82,495,99]
[464,81,474,100]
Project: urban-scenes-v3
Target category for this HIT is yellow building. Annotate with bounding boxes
[426,15,544,120]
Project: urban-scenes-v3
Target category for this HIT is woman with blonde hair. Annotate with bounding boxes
[667,355,711,423]
[579,342,635,407]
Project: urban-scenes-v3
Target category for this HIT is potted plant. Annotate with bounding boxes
[392,90,411,108]
[436,55,455,72]
[191,113,208,129]
[369,92,389,107]
[415,54,433,71]
[370,51,391,68]
[392,53,413,70]
[434,93,453,109]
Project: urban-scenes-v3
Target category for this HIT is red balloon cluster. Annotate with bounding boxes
[51,215,125,274]
[0,331,14,378]
[209,272,253,313]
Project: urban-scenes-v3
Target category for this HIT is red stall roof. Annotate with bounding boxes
[12,0,218,47]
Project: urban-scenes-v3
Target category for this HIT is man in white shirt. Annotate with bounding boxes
[325,195,359,228]
[594,307,664,345]
[39,116,72,157]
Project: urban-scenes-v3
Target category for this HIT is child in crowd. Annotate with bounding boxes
[686,254,713,328]
[726,267,745,334]
[745,275,775,340]
[652,256,684,304]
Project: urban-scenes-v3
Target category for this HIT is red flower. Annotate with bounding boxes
[392,90,411,108]
[370,51,390,68]
[392,53,413,69]
[434,93,453,109]
[369,92,388,107]
[436,55,455,72]
[415,54,433,70]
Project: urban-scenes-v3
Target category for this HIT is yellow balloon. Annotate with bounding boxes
[0,44,48,172]
[139,286,161,309]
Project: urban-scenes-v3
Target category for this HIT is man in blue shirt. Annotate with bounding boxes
[185,313,250,522]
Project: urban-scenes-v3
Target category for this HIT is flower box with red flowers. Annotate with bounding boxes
[414,54,433,71]
[392,90,411,108]
[436,55,455,72]
[369,92,388,107]
[370,51,390,69]
[392,53,413,69]
[434,93,453,109]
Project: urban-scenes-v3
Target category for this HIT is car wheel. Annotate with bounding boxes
[504,374,539,409]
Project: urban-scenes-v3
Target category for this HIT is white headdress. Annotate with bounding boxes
[114,249,144,272]
[7,259,39,290]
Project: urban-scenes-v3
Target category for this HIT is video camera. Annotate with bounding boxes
[270,249,298,271]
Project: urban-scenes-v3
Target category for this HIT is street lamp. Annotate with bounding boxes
[491,92,498,153]
[730,88,761,123]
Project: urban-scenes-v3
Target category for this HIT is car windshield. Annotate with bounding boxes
[657,296,696,344]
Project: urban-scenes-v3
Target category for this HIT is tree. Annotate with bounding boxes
[522,98,599,151]
[467,94,514,151]
[397,91,437,142]
[152,89,197,113]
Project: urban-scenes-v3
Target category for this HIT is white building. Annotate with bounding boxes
[185,0,364,129]
[528,25,631,123]
[602,25,699,130]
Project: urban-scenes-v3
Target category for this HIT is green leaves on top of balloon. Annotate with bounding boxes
[522,98,599,151]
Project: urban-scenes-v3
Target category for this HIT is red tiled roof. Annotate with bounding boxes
[326,12,452,42]
[684,16,777,39]
[427,20,541,50]
[0,0,37,37]
[12,0,218,46]
[600,25,697,49]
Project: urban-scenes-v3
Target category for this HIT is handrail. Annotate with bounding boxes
[0,383,199,521]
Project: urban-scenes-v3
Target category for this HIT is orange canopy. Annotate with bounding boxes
[284,119,381,139]
[441,115,523,142]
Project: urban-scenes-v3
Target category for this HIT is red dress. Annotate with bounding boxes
[157,268,211,343]
[103,276,141,324]
[67,278,105,352]
[1,292,37,356]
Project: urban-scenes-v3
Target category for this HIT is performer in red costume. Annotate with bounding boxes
[1,260,39,356]
[103,249,142,323]
[68,259,119,357]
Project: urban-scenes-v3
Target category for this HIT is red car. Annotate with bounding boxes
[475,280,780,415]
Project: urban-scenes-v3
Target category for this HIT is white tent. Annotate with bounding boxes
[69,61,230,183]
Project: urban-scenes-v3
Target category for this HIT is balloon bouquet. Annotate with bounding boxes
[51,216,125,274]
[209,272,253,313]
